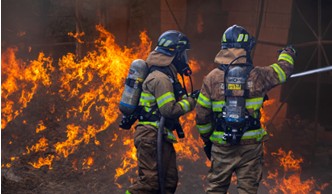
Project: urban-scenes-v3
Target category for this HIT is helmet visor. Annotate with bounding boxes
[174,50,192,76]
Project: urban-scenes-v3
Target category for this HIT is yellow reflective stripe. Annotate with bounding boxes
[210,128,267,144]
[138,121,158,128]
[212,100,226,112]
[144,106,151,112]
[242,128,267,141]
[178,99,190,112]
[197,93,212,109]
[164,40,173,47]
[210,131,227,144]
[196,123,212,134]
[157,92,175,108]
[245,97,263,110]
[166,129,177,142]
[222,33,227,42]
[271,63,286,83]
[139,92,156,107]
[125,190,131,194]
[140,92,155,101]
[159,38,166,46]
[278,53,294,65]
[244,34,249,42]
[237,34,244,42]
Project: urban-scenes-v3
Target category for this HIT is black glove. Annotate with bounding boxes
[191,90,200,99]
[278,45,297,58]
[119,114,137,130]
[203,141,212,160]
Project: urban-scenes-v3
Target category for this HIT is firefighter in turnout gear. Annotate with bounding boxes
[195,25,296,194]
[126,30,196,194]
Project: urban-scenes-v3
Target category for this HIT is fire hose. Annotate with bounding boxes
[290,65,332,78]
[157,116,166,194]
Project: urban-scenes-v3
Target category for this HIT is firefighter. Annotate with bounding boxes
[126,30,196,194]
[195,24,296,194]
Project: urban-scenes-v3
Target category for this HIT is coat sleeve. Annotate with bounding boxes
[195,76,214,143]
[147,74,195,119]
[254,51,295,92]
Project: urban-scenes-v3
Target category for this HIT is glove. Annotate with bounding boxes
[278,45,297,58]
[186,97,196,111]
[203,141,212,160]
[119,114,137,130]
[190,90,200,99]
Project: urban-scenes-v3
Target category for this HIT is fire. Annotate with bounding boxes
[82,156,94,169]
[1,25,151,172]
[25,137,49,154]
[36,120,47,133]
[175,111,203,161]
[1,48,53,129]
[263,148,328,194]
[260,99,275,128]
[115,137,137,181]
[68,32,85,44]
[28,155,55,169]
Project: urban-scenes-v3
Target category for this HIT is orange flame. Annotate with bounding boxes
[25,137,49,154]
[68,32,85,44]
[1,48,53,129]
[115,136,137,187]
[260,99,275,129]
[263,148,328,194]
[175,111,203,161]
[1,25,151,171]
[28,155,55,169]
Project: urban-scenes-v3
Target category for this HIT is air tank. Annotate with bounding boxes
[119,59,149,115]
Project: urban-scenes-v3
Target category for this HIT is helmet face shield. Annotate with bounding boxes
[173,49,192,76]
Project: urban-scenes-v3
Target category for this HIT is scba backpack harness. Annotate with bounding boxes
[214,56,261,145]
[119,60,188,138]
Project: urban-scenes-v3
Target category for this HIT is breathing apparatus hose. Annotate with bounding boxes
[189,76,194,94]
[157,116,166,194]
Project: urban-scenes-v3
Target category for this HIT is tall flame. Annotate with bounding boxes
[1,25,151,171]
[1,48,53,129]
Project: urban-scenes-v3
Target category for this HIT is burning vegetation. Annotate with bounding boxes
[1,26,330,193]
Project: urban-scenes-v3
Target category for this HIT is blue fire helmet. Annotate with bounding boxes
[155,30,190,56]
[221,25,256,51]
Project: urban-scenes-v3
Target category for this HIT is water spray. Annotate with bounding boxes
[290,65,332,78]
